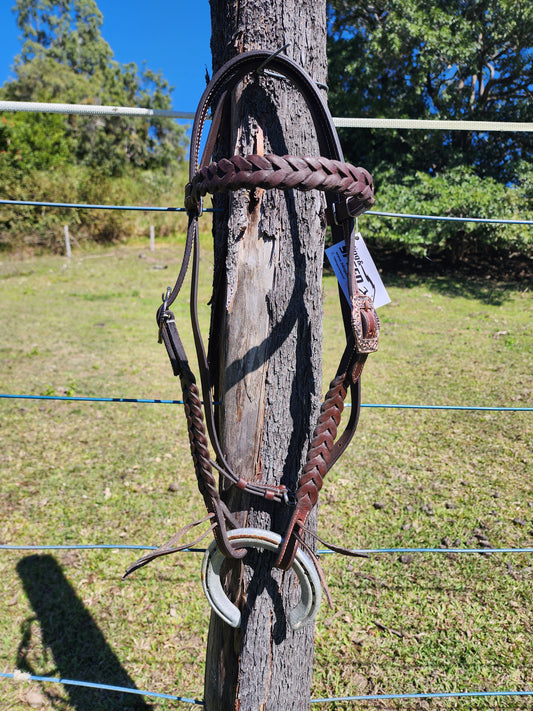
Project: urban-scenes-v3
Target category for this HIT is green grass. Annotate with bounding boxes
[0,237,532,710]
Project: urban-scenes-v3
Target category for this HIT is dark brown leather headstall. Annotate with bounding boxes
[125,49,378,581]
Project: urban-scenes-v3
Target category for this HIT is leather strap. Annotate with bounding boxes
[188,155,373,214]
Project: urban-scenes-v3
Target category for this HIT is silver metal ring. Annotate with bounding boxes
[201,527,322,630]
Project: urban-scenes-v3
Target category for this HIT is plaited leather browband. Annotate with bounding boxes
[125,49,378,584]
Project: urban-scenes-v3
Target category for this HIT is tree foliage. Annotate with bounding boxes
[0,112,71,171]
[0,0,188,251]
[327,0,533,263]
[1,0,186,175]
[14,0,113,75]
[363,165,533,264]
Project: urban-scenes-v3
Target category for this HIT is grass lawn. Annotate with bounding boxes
[0,234,532,710]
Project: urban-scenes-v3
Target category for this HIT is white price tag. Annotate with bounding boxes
[325,233,390,309]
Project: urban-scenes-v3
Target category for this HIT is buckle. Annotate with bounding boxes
[157,287,173,343]
[184,183,203,217]
[351,294,379,354]
[330,196,370,225]
[328,200,344,225]
[283,488,297,507]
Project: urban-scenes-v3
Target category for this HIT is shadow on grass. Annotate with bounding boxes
[16,554,152,711]
[377,253,532,306]
[382,270,516,306]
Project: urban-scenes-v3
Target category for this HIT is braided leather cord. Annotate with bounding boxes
[182,376,215,502]
[297,374,347,509]
[187,154,374,217]
[276,373,348,570]
[181,371,246,560]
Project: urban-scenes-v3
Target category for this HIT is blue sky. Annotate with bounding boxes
[0,1,212,114]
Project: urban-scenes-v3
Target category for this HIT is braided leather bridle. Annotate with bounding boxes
[125,49,378,582]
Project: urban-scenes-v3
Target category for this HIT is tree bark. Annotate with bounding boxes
[205,2,327,709]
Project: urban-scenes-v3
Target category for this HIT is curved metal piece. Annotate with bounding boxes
[201,528,322,630]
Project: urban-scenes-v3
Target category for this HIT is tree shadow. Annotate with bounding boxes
[376,253,532,306]
[236,549,288,643]
[16,554,152,711]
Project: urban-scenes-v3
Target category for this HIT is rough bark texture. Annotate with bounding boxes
[205,2,327,709]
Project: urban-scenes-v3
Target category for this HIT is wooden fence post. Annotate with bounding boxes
[204,2,328,709]
[64,225,71,258]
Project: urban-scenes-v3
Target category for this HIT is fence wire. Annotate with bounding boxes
[2,543,533,555]
[1,197,532,226]
[2,99,533,132]
[2,671,533,706]
[2,392,532,411]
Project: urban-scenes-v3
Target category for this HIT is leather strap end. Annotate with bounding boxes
[276,535,299,571]
[275,506,309,570]
[158,312,193,380]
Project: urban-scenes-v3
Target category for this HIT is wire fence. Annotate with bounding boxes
[2,336,532,706]
[2,670,533,706]
[1,102,532,707]
[2,542,533,555]
[2,530,533,706]
[2,99,533,133]
[2,197,533,226]
[2,391,533,411]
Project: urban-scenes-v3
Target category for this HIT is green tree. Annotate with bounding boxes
[1,0,186,175]
[13,0,113,75]
[0,112,71,172]
[0,0,189,251]
[328,0,533,260]
[328,0,533,180]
